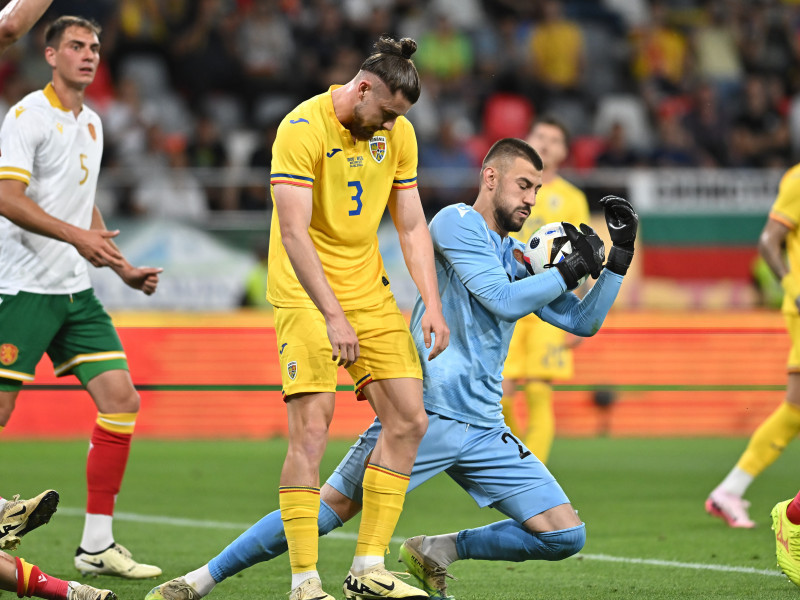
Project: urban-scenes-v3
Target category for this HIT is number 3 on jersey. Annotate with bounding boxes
[347,181,362,216]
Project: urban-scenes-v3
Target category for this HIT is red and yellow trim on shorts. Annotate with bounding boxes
[355,373,373,401]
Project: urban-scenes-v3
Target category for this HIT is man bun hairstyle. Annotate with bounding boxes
[45,15,101,48]
[360,35,421,104]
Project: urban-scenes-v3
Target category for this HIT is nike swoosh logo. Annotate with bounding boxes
[8,506,26,518]
[279,343,287,355]
[370,579,395,591]
[326,148,342,158]
[81,558,105,568]
[290,118,309,124]
[608,223,625,229]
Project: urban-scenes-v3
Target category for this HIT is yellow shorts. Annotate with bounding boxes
[786,314,800,372]
[503,313,573,381]
[274,296,422,399]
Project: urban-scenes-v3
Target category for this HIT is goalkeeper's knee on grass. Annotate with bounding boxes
[532,524,586,561]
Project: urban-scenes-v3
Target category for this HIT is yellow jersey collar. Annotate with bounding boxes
[43,82,72,112]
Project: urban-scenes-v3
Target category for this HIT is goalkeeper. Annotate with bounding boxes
[146,138,637,600]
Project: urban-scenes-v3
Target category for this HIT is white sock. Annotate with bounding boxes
[717,467,754,498]
[291,570,319,590]
[185,564,216,597]
[421,533,459,568]
[79,513,114,552]
[0,498,7,513]
[351,555,383,573]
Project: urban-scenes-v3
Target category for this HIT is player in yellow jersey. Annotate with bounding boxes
[706,162,800,528]
[269,36,447,600]
[501,117,589,464]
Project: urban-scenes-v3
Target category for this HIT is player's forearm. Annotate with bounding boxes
[90,205,132,274]
[0,191,83,245]
[758,226,789,280]
[0,0,52,53]
[537,269,623,336]
[281,229,344,319]
[474,269,566,321]
[398,225,442,312]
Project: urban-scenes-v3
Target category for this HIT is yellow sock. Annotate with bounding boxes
[738,402,800,476]
[523,381,554,464]
[279,487,320,574]
[355,464,409,559]
[501,394,520,434]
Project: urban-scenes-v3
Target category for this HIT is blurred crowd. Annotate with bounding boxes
[1,0,800,215]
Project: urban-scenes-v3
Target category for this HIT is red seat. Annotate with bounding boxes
[482,93,535,142]
[568,135,606,170]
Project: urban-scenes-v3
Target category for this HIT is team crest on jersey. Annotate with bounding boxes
[369,136,386,163]
[287,361,297,380]
[88,123,96,141]
[0,343,18,365]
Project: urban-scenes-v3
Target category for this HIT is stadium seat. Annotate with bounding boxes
[594,94,653,151]
[568,135,606,170]
[482,93,535,142]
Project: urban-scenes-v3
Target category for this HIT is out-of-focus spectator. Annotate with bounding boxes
[527,0,585,106]
[682,82,729,166]
[186,113,234,210]
[236,0,295,92]
[415,12,474,84]
[101,77,152,168]
[241,121,278,211]
[730,74,790,167]
[691,0,743,98]
[649,115,699,167]
[132,134,209,220]
[630,2,689,94]
[737,1,796,77]
[168,0,243,97]
[419,119,475,213]
[595,122,640,168]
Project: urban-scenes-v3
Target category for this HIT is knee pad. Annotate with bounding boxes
[534,523,586,561]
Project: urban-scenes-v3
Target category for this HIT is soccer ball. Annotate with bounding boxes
[523,222,587,286]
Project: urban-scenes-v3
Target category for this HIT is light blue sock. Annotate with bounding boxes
[208,499,344,581]
[455,520,585,562]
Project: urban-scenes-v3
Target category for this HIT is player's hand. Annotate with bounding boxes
[555,222,605,289]
[421,306,449,360]
[599,195,638,249]
[120,266,163,295]
[325,311,359,368]
[72,228,126,269]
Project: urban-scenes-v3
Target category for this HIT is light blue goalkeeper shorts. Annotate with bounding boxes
[326,411,570,524]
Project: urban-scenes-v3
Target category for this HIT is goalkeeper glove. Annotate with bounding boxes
[555,222,605,290]
[600,195,639,276]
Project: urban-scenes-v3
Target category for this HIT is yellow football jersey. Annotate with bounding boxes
[769,162,800,316]
[267,86,418,310]
[512,175,590,246]
[504,175,590,380]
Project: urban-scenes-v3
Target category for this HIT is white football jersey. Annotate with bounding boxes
[0,83,103,294]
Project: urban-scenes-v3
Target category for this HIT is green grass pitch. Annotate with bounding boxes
[3,437,800,600]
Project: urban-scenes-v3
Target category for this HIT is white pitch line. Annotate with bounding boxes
[58,507,784,578]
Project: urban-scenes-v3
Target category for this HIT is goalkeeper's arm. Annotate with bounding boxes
[759,216,799,310]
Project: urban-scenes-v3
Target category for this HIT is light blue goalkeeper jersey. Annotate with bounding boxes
[410,203,624,427]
